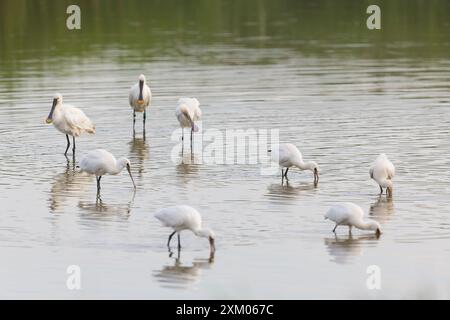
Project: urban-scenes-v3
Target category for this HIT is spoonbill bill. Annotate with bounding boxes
[268,143,319,184]
[45,93,95,156]
[129,74,152,136]
[175,97,201,154]
[79,149,136,194]
[325,202,381,236]
[370,153,395,197]
[155,205,215,253]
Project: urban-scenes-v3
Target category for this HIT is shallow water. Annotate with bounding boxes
[1,0,450,299]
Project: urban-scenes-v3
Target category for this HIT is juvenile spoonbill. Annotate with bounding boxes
[45,93,95,156]
[175,97,201,154]
[370,153,395,197]
[155,205,215,253]
[79,149,136,194]
[129,74,152,136]
[268,143,319,184]
[325,202,381,236]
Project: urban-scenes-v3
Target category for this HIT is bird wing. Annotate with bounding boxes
[63,105,95,134]
[144,85,152,106]
[386,160,395,179]
[129,85,137,106]
[155,206,202,230]
[325,203,361,224]
[79,149,114,174]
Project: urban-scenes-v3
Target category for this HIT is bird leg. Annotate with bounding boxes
[177,233,181,250]
[96,176,102,195]
[190,128,193,154]
[284,168,289,179]
[133,111,136,138]
[379,185,383,195]
[167,231,176,249]
[72,136,76,155]
[333,224,338,233]
[181,128,184,156]
[348,226,352,234]
[143,110,146,138]
[64,134,70,156]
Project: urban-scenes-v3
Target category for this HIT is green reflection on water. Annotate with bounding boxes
[0,0,449,72]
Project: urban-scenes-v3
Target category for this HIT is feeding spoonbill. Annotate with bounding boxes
[268,143,319,184]
[325,202,381,236]
[155,205,215,253]
[79,149,136,194]
[129,74,152,136]
[175,97,201,154]
[45,93,95,156]
[370,153,395,197]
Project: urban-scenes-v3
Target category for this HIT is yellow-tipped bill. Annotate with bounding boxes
[46,118,53,124]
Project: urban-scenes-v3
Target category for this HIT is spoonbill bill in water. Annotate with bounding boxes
[155,205,215,253]
[175,97,201,154]
[79,149,136,195]
[268,143,319,184]
[129,74,152,136]
[325,202,381,236]
[370,153,395,197]
[45,93,95,156]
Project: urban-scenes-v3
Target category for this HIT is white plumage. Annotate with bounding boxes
[155,205,215,253]
[129,74,152,135]
[325,202,381,235]
[370,153,395,197]
[79,149,136,194]
[269,143,319,183]
[175,97,202,153]
[46,93,95,156]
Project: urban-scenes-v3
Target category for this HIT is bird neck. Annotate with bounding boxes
[379,178,391,188]
[113,158,127,175]
[295,161,311,171]
[353,219,373,231]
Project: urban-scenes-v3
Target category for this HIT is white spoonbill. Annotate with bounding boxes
[155,205,215,253]
[79,149,136,194]
[45,93,95,156]
[268,143,319,184]
[129,74,152,135]
[325,202,381,236]
[370,153,395,197]
[175,97,201,153]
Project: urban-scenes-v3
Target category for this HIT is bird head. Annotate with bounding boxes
[197,228,216,253]
[46,93,63,124]
[386,180,393,197]
[368,220,382,236]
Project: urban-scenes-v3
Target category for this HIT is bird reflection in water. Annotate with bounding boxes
[129,137,149,178]
[49,158,90,213]
[176,154,201,181]
[369,195,395,224]
[324,233,380,265]
[266,181,317,201]
[153,248,215,289]
[77,190,136,220]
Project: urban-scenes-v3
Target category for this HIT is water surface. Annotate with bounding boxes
[1,0,450,299]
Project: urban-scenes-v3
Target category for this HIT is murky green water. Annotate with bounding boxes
[1,0,450,299]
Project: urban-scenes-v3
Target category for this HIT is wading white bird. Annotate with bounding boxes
[155,205,216,253]
[268,143,319,184]
[79,149,136,194]
[45,93,95,156]
[370,153,395,197]
[325,202,381,235]
[129,74,152,135]
[175,97,201,153]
